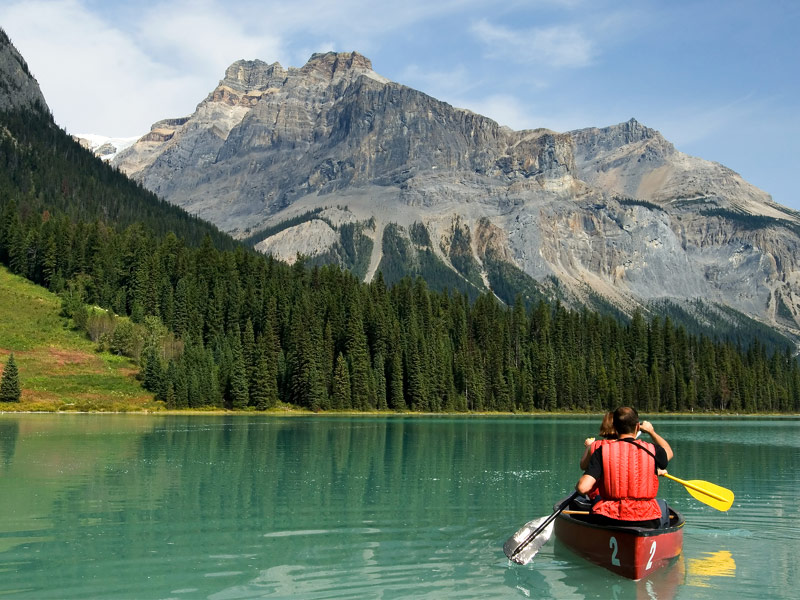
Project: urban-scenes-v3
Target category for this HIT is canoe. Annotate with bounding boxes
[553,500,685,580]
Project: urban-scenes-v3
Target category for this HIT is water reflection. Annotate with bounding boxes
[0,419,19,470]
[686,550,736,587]
[522,548,737,598]
[511,542,687,600]
[0,415,796,599]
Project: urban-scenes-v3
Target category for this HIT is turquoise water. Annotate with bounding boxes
[0,415,797,599]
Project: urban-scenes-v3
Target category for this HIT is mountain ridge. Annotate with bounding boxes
[93,51,800,342]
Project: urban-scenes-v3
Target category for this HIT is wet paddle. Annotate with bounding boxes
[661,472,734,512]
[503,491,578,565]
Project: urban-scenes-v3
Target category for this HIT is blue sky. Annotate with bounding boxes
[2,0,798,209]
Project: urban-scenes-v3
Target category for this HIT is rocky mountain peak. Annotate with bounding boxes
[302,51,374,79]
[571,117,667,156]
[0,28,48,113]
[222,59,286,92]
[618,117,652,140]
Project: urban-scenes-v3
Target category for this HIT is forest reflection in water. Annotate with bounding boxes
[0,414,796,599]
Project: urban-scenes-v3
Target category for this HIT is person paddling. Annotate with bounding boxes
[577,411,617,504]
[575,407,673,528]
[579,411,617,471]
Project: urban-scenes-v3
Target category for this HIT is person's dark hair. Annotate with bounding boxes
[598,411,617,439]
[613,406,639,435]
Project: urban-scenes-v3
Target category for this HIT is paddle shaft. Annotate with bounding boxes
[510,491,578,559]
[661,473,728,503]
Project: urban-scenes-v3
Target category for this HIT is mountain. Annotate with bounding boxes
[0,28,47,112]
[3,31,800,415]
[110,51,800,342]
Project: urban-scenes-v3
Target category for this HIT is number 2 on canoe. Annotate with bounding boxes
[609,537,620,566]
[646,541,656,570]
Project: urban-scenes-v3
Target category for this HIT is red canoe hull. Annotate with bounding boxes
[554,506,685,580]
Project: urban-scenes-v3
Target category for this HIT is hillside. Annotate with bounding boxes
[0,267,153,410]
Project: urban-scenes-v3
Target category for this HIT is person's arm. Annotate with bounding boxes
[579,437,595,470]
[576,473,596,495]
[577,446,603,494]
[639,420,673,462]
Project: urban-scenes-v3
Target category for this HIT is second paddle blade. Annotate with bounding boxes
[503,516,554,565]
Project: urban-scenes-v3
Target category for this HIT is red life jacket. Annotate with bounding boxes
[592,439,661,521]
[587,439,614,499]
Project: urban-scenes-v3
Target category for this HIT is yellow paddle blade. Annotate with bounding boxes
[662,473,734,512]
[683,480,734,512]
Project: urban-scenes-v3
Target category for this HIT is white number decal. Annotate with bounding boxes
[609,537,620,566]
[646,541,657,570]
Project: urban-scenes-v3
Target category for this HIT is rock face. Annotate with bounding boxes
[112,51,800,341]
[0,28,48,113]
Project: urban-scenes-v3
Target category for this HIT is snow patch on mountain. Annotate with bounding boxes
[74,133,140,161]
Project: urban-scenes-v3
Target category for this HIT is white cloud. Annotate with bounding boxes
[257,0,483,36]
[0,0,212,136]
[0,0,492,136]
[470,18,593,68]
[135,1,284,74]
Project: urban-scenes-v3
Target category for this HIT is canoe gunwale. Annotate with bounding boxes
[555,507,686,536]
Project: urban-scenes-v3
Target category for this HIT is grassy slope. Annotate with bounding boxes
[0,266,155,411]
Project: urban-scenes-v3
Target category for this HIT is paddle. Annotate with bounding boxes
[503,491,578,565]
[617,437,734,512]
[661,471,734,512]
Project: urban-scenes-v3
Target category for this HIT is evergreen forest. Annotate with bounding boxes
[2,106,800,413]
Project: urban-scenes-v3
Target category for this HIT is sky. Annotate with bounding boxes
[1,0,798,209]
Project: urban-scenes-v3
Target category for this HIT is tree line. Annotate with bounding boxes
[1,194,799,412]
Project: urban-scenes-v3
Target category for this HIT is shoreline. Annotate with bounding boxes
[2,405,799,418]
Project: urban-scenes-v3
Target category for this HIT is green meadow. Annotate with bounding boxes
[0,266,155,411]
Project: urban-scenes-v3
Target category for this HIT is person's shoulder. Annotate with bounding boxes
[591,438,613,451]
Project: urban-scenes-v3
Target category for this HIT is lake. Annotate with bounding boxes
[0,414,797,599]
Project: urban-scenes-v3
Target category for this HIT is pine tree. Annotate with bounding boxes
[140,344,164,398]
[373,352,388,410]
[229,326,249,410]
[0,197,19,263]
[173,360,189,408]
[259,326,280,409]
[7,222,25,276]
[250,352,274,410]
[287,296,326,410]
[346,301,375,409]
[243,319,257,401]
[387,342,405,410]
[332,352,351,409]
[173,277,190,337]
[0,353,21,402]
